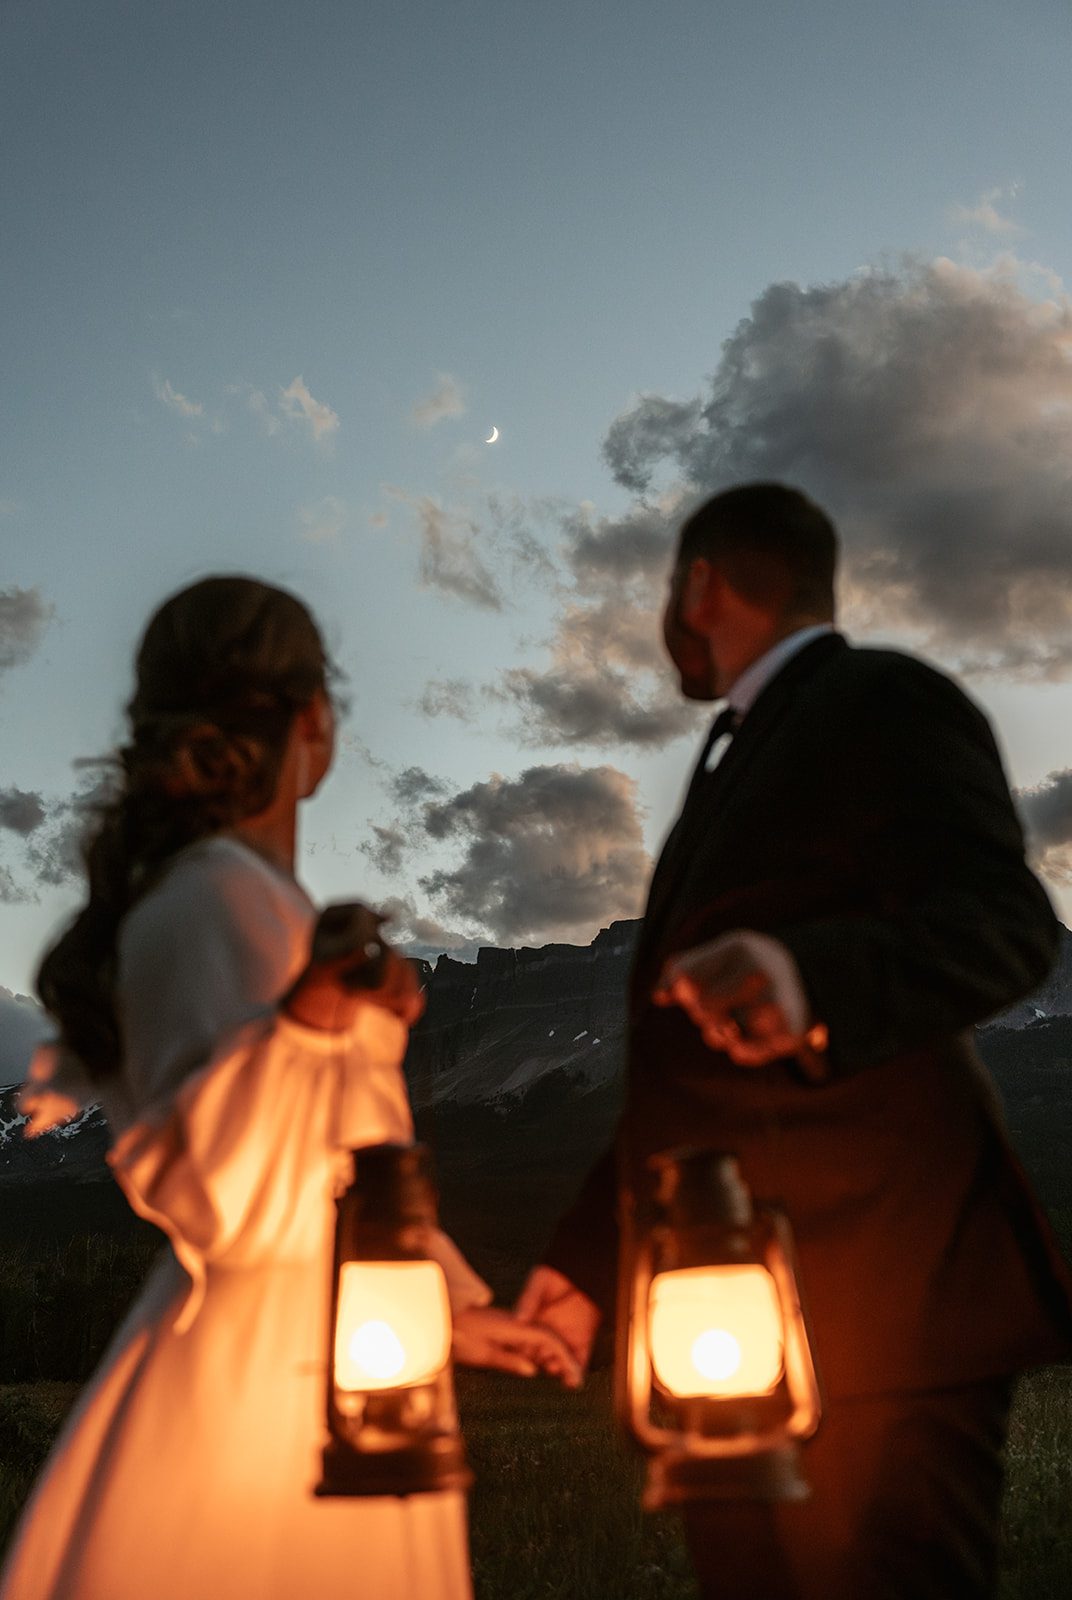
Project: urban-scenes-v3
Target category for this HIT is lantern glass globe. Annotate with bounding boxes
[648,1264,785,1398]
[334,1261,451,1392]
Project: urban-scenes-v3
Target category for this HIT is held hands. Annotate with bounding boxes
[654,932,827,1071]
[514,1265,602,1378]
[452,1305,583,1388]
[283,903,426,1034]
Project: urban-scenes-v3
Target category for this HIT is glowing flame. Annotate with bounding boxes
[348,1319,407,1382]
[691,1328,743,1382]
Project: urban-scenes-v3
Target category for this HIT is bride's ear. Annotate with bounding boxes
[305,690,334,745]
[295,691,335,797]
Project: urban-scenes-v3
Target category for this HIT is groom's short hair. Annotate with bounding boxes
[677,482,838,619]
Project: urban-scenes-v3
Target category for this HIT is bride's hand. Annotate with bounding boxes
[451,1306,583,1388]
[282,903,426,1032]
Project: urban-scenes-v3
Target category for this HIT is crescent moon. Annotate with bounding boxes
[484,426,499,444]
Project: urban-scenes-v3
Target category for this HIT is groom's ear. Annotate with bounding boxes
[680,557,722,629]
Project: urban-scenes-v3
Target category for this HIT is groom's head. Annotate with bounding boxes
[662,482,839,700]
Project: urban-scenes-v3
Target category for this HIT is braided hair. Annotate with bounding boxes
[37,575,335,1081]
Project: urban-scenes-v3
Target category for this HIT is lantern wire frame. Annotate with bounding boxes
[620,1208,821,1459]
[615,1150,822,1507]
[317,1138,472,1498]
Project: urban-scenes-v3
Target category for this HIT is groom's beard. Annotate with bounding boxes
[665,613,718,701]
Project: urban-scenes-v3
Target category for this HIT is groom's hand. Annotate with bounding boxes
[655,932,821,1069]
[451,1306,582,1388]
[515,1266,601,1375]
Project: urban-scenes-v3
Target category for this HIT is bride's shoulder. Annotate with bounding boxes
[124,836,311,953]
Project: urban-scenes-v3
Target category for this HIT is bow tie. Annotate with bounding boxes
[700,704,741,771]
[710,704,741,743]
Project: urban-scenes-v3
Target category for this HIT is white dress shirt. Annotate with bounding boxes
[704,622,835,771]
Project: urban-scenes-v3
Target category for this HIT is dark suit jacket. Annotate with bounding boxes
[546,634,1072,1399]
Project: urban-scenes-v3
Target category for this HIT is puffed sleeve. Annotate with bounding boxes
[105,847,410,1327]
[107,842,490,1328]
[18,1040,92,1135]
[426,1228,494,1315]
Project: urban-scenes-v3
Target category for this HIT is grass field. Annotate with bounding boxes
[3,1366,1071,1597]
[996,1365,1072,1598]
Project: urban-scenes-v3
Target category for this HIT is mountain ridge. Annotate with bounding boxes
[2,919,1070,1216]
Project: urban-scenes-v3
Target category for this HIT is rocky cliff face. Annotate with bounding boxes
[989,924,1072,1028]
[0,921,639,1191]
[402,922,636,1291]
[0,1097,109,1186]
[3,915,1071,1277]
[404,919,637,1109]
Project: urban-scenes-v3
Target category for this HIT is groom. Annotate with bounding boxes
[518,483,1072,1598]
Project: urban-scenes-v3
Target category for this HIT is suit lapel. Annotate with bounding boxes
[634,632,849,992]
[700,631,847,815]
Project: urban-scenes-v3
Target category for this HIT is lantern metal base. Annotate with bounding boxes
[642,1445,810,1510]
[315,1437,473,1499]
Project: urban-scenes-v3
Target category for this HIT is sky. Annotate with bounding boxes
[3,0,1072,1040]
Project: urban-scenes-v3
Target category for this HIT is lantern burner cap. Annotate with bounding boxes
[650,1148,754,1229]
[349,1143,438,1226]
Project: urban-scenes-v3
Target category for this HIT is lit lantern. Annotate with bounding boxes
[617,1147,821,1508]
[317,1142,471,1497]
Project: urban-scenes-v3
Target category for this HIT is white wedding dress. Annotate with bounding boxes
[0,837,487,1600]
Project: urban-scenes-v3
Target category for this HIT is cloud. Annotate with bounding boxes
[0,865,32,905]
[602,398,705,497]
[0,788,46,836]
[334,729,387,774]
[382,487,697,750]
[562,499,679,587]
[415,678,476,722]
[0,988,53,1086]
[0,588,52,677]
[153,376,204,418]
[411,374,466,428]
[360,823,409,876]
[279,376,340,444]
[297,496,348,543]
[244,386,284,437]
[0,774,110,901]
[1017,769,1072,886]
[596,256,1072,679]
[496,497,703,749]
[379,253,1072,756]
[500,660,696,748]
[376,895,484,963]
[949,185,1023,238]
[232,377,339,446]
[20,772,115,891]
[416,762,649,945]
[391,766,449,807]
[386,488,504,610]
[24,810,87,888]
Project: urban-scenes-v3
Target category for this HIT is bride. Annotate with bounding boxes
[0,576,576,1600]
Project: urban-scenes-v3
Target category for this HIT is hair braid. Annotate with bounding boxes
[37,576,335,1082]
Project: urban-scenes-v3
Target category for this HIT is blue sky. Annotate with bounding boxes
[3,0,1072,1002]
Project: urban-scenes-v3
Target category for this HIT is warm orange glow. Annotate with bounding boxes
[334,1261,451,1392]
[648,1265,784,1398]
